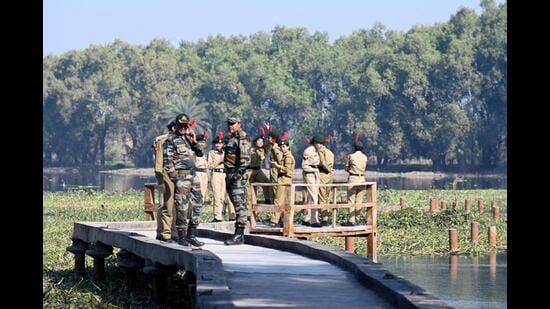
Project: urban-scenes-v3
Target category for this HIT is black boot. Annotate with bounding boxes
[177,229,191,247]
[224,226,245,245]
[186,226,204,247]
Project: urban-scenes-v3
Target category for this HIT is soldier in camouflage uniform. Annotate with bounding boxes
[163,113,205,247]
[343,140,368,226]
[223,116,252,245]
[310,135,334,227]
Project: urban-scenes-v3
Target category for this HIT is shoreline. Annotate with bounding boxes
[44,167,506,179]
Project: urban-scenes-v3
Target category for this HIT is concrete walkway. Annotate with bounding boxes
[136,230,393,308]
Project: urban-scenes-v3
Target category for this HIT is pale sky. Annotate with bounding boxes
[43,0,505,56]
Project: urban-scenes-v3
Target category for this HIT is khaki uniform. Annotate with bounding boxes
[208,149,235,220]
[302,145,320,224]
[195,154,209,203]
[246,146,274,205]
[346,151,368,223]
[267,143,283,189]
[317,145,334,222]
[153,133,176,240]
[271,150,295,224]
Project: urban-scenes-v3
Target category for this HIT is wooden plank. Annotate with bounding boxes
[292,203,375,210]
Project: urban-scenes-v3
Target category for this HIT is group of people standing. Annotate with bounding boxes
[152,113,368,247]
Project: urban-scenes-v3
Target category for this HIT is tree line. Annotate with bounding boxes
[43,0,506,171]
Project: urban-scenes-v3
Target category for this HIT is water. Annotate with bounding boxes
[42,169,506,192]
[378,253,507,308]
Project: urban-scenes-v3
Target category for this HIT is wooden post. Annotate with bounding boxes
[471,221,479,244]
[448,228,458,252]
[345,236,355,253]
[440,200,447,210]
[85,242,113,282]
[452,200,458,210]
[250,184,258,229]
[332,187,337,228]
[66,239,89,277]
[400,197,406,209]
[492,203,500,220]
[429,198,438,212]
[477,199,484,214]
[367,233,378,263]
[488,226,497,247]
[464,198,471,213]
[489,251,497,282]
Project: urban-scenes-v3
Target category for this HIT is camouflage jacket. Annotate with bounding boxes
[163,132,204,172]
[223,129,251,175]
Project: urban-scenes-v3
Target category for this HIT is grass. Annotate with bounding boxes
[43,189,506,307]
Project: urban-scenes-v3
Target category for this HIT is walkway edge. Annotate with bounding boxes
[199,222,452,309]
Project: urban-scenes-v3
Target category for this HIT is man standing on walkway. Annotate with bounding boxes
[301,137,320,226]
[311,135,334,227]
[154,120,176,242]
[163,113,205,247]
[223,117,252,245]
[343,137,368,226]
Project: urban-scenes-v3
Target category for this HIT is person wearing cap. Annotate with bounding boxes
[343,140,368,226]
[207,133,236,222]
[246,135,274,210]
[301,137,321,226]
[310,135,334,227]
[223,116,252,245]
[194,134,209,205]
[153,120,177,241]
[162,113,205,247]
[268,139,295,227]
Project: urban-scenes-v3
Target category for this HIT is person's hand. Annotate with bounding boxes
[232,172,242,181]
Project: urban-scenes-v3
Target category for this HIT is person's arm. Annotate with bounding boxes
[280,154,294,176]
[237,133,252,176]
[207,151,216,169]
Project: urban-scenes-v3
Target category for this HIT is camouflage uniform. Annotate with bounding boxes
[163,130,204,244]
[224,129,252,229]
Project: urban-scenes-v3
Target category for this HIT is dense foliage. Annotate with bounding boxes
[44,1,506,171]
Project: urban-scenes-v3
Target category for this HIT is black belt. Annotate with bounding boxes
[303,171,317,174]
[195,168,207,173]
[212,168,225,173]
[349,172,364,176]
[248,166,261,170]
[278,173,291,177]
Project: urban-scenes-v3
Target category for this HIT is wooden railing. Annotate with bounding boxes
[249,181,377,261]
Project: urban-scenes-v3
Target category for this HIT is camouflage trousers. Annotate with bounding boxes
[226,171,249,228]
[171,171,203,232]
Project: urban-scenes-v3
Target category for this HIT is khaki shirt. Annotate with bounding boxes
[195,155,208,169]
[277,150,295,181]
[153,133,170,174]
[250,147,265,169]
[207,150,225,170]
[345,151,367,175]
[317,145,334,175]
[302,145,320,172]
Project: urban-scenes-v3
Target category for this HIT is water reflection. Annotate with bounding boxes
[379,253,507,309]
[43,169,507,192]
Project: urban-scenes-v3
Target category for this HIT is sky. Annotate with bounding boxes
[43,0,505,56]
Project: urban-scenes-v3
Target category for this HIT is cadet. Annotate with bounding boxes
[311,135,334,227]
[301,138,320,226]
[223,117,252,245]
[343,139,368,226]
[163,113,205,247]
[195,134,209,204]
[208,132,235,222]
[154,120,177,242]
[246,134,274,207]
[266,130,283,196]
[269,138,295,227]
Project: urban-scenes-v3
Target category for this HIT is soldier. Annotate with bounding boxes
[246,132,274,207]
[208,132,235,222]
[194,134,209,204]
[343,137,368,226]
[269,135,295,227]
[311,135,334,227]
[266,129,283,194]
[163,113,205,247]
[223,117,252,245]
[154,120,177,242]
[301,137,320,226]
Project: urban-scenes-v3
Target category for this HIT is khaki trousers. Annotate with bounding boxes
[211,171,235,220]
[271,176,291,224]
[155,172,176,240]
[319,173,333,221]
[347,175,365,223]
[196,171,209,202]
[302,172,319,224]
